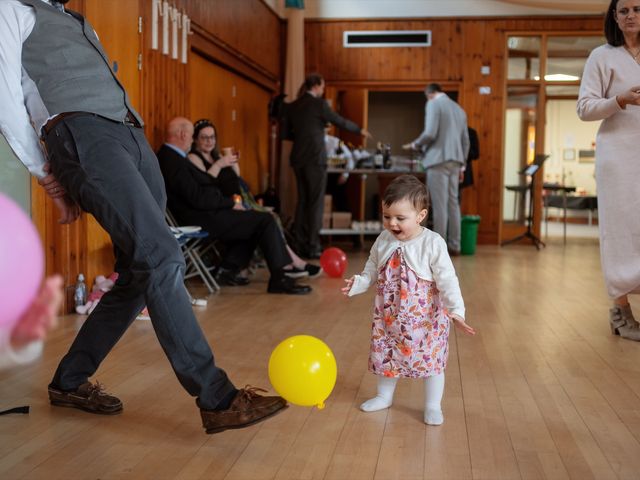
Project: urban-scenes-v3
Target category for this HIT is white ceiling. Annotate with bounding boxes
[265,0,608,18]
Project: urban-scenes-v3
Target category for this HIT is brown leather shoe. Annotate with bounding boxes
[48,381,123,415]
[200,386,288,434]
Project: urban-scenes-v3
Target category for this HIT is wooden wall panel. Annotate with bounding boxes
[182,0,282,79]
[336,88,368,147]
[305,16,603,244]
[189,54,271,193]
[140,1,190,150]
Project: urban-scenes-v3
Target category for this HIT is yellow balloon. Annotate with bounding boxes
[268,335,337,409]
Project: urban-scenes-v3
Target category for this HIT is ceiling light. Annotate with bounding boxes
[545,74,580,81]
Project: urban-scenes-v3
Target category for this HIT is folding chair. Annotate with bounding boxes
[165,210,220,293]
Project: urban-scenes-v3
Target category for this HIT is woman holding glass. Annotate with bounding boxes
[188,119,321,279]
[577,0,640,340]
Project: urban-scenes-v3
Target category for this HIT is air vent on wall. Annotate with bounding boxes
[343,30,431,48]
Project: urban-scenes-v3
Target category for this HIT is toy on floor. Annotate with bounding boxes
[75,273,118,315]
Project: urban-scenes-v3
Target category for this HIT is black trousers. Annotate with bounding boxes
[292,164,327,255]
[45,114,235,410]
[179,209,292,274]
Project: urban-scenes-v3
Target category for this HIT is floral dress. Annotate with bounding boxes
[369,247,449,378]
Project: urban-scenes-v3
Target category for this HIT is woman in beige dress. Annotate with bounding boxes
[577,0,640,341]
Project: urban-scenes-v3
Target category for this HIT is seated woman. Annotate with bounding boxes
[188,119,320,278]
[157,117,310,295]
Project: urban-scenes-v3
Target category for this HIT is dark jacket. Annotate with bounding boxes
[282,93,361,167]
[461,127,480,189]
[156,144,234,223]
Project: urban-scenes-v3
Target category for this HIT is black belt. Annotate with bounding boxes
[123,111,141,128]
[42,111,141,136]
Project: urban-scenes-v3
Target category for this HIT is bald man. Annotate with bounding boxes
[157,117,311,295]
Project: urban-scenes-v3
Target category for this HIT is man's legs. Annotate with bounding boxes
[303,165,327,256]
[427,162,461,251]
[208,209,310,293]
[426,164,448,242]
[212,209,292,274]
[292,166,309,253]
[46,115,235,409]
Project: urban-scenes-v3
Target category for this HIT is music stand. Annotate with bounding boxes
[502,154,549,250]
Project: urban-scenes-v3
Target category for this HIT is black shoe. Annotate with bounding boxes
[304,263,322,278]
[267,276,312,295]
[283,266,309,279]
[215,267,250,286]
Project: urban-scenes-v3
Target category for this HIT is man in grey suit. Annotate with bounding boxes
[283,74,370,259]
[403,83,470,254]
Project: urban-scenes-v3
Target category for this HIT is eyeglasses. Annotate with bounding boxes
[616,6,640,17]
[198,135,216,141]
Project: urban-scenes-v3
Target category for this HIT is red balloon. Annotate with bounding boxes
[320,247,348,278]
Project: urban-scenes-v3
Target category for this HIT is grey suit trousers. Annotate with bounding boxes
[426,161,462,251]
[44,114,235,410]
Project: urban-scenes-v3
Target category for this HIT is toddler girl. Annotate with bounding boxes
[342,175,475,425]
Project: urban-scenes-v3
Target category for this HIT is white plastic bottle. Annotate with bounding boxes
[74,273,87,309]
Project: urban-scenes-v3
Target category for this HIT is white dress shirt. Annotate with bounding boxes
[0,0,62,178]
[348,227,465,318]
[325,133,354,180]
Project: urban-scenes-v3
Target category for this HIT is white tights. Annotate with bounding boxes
[424,373,445,425]
[360,373,445,425]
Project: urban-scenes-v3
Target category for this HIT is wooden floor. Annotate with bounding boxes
[3,239,640,480]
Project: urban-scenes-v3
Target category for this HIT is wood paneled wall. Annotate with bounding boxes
[189,53,271,193]
[305,16,603,244]
[33,0,283,310]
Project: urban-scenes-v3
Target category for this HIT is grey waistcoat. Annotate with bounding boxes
[19,0,143,126]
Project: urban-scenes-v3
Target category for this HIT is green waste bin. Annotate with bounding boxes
[460,215,481,255]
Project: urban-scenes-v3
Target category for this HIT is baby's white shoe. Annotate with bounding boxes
[360,396,392,412]
[424,408,444,425]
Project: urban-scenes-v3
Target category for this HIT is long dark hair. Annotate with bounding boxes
[192,118,220,160]
[296,73,324,99]
[605,0,624,46]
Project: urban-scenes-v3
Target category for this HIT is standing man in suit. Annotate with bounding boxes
[0,0,286,434]
[283,73,370,259]
[403,83,470,255]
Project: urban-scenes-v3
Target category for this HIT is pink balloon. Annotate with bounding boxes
[0,193,44,331]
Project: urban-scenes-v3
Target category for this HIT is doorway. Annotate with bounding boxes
[501,33,605,242]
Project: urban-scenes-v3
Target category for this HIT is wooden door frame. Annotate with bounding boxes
[500,30,602,244]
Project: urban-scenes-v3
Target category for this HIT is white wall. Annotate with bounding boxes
[544,99,599,195]
[503,109,523,221]
[301,0,606,19]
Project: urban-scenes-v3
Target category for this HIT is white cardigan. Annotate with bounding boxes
[348,228,465,318]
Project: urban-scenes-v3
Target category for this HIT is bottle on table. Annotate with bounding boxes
[383,143,392,169]
[373,142,384,169]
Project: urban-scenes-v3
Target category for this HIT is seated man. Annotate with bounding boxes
[157,117,311,295]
